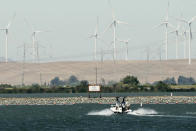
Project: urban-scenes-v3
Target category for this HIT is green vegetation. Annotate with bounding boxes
[0,75,195,93]
[171,85,196,89]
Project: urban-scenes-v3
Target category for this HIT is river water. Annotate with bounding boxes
[0,92,195,98]
[0,104,196,131]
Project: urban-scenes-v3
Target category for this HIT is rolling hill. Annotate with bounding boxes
[0,59,195,85]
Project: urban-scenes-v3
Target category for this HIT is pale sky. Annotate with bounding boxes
[0,0,196,62]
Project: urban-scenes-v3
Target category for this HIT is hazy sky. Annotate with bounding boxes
[0,0,196,62]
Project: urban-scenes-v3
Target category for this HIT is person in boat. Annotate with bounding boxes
[121,97,126,111]
[122,97,131,111]
[115,97,121,109]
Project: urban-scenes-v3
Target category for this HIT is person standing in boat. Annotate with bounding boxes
[115,97,120,109]
[121,97,126,111]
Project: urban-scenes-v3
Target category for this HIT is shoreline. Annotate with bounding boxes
[0,96,196,105]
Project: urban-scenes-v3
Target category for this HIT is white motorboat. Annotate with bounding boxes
[110,97,132,114]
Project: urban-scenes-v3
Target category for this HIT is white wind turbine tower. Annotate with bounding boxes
[117,38,130,61]
[0,14,16,63]
[89,17,99,61]
[170,23,181,59]
[178,16,196,64]
[103,0,128,61]
[155,2,172,60]
[180,13,188,59]
[182,27,188,59]
[25,20,48,62]
[32,31,47,62]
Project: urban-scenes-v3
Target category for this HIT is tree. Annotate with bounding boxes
[155,81,170,91]
[80,80,89,87]
[178,76,196,85]
[68,75,79,86]
[107,80,117,86]
[0,84,12,89]
[100,78,106,86]
[50,77,61,86]
[163,77,176,85]
[74,80,89,93]
[122,75,139,86]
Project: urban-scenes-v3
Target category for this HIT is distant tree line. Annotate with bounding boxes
[50,75,81,87]
[156,76,196,85]
[0,75,195,93]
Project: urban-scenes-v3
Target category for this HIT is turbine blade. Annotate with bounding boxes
[153,23,165,29]
[176,18,188,23]
[6,13,16,29]
[110,41,114,44]
[101,23,113,36]
[94,16,99,35]
[35,30,50,33]
[190,28,193,39]
[116,38,128,43]
[89,35,95,38]
[189,16,196,23]
[168,23,175,29]
[165,2,169,21]
[97,37,107,44]
[176,23,181,30]
[108,0,115,20]
[117,20,128,25]
[169,30,176,34]
[116,37,123,42]
[24,18,34,32]
[111,8,115,20]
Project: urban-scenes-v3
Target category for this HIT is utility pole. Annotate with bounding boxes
[21,43,26,86]
[100,49,104,85]
[36,41,42,85]
[95,51,98,85]
[158,46,163,80]
[146,47,150,62]
[159,46,162,61]
[95,66,97,85]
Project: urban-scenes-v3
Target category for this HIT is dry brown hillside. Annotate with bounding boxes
[0,59,196,85]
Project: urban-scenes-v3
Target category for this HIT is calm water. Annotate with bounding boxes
[0,104,196,131]
[0,92,195,98]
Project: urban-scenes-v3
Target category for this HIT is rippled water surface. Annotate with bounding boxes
[0,92,195,98]
[0,104,196,131]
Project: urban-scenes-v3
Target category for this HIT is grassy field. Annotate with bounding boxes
[171,85,196,89]
[0,59,196,85]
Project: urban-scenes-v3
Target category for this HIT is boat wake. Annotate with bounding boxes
[128,108,158,116]
[128,108,196,119]
[87,108,196,119]
[87,108,157,116]
[154,114,196,119]
[87,109,114,116]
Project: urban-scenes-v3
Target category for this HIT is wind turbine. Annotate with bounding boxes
[0,14,16,63]
[25,19,48,62]
[155,2,172,60]
[117,38,130,61]
[32,31,47,62]
[89,17,99,61]
[102,0,128,61]
[178,16,196,64]
[170,23,181,59]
